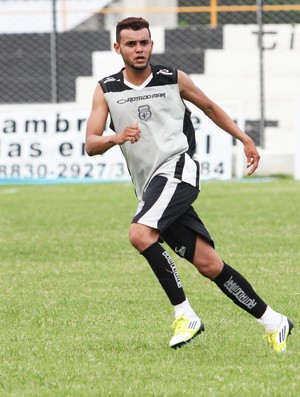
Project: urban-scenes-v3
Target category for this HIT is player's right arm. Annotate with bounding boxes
[85,84,140,156]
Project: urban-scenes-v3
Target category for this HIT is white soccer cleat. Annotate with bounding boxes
[169,314,204,349]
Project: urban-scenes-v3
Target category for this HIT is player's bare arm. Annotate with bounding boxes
[85,84,141,156]
[178,70,260,175]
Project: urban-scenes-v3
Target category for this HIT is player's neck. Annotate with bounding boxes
[123,65,152,87]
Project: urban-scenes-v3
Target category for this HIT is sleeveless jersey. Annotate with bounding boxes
[99,64,200,200]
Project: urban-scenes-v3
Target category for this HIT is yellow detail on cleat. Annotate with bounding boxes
[169,314,204,349]
[264,317,294,353]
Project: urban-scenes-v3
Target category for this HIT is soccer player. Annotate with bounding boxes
[85,17,293,352]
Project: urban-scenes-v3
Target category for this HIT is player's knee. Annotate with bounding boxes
[194,256,223,280]
[129,223,159,252]
[192,239,223,279]
[129,225,142,248]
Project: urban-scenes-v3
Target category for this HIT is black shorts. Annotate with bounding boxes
[132,175,214,262]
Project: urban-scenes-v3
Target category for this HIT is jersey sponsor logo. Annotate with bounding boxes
[103,77,120,83]
[117,92,166,105]
[138,105,152,121]
[174,246,186,258]
[156,68,173,76]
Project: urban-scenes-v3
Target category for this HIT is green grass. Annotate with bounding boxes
[0,179,299,397]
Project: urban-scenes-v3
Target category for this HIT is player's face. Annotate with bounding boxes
[115,28,153,71]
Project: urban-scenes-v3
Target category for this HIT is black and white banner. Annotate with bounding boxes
[0,102,242,183]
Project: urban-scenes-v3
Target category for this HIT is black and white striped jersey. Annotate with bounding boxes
[99,64,200,200]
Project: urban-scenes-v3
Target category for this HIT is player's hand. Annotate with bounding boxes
[244,139,260,175]
[128,120,141,144]
[116,120,141,145]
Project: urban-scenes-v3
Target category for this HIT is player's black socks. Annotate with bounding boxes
[141,242,186,305]
[213,262,267,318]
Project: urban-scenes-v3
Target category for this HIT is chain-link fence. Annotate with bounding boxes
[1,0,299,152]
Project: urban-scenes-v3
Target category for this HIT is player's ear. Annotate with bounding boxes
[114,42,121,54]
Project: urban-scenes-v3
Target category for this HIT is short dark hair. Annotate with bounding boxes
[116,17,151,44]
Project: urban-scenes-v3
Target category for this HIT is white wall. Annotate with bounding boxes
[0,0,112,33]
[104,0,178,29]
[200,24,300,176]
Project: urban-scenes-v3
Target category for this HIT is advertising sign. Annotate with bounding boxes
[0,102,240,183]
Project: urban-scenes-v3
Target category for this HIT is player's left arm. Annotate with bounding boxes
[178,70,260,176]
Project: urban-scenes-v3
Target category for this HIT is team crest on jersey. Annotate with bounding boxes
[138,105,152,121]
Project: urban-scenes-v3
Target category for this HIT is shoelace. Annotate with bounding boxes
[264,332,274,344]
[172,316,188,334]
[264,331,284,351]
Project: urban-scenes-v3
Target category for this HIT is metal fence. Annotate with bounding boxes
[1,0,300,147]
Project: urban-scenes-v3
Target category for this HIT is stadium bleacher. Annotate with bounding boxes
[0,25,223,103]
[0,30,110,103]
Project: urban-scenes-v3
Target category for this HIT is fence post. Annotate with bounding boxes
[210,0,218,28]
[51,0,58,103]
[257,0,265,148]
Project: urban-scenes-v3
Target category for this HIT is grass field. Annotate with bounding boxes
[0,178,299,397]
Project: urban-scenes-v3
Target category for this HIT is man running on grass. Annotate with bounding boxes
[85,17,293,352]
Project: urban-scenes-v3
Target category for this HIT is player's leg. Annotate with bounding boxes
[192,237,294,352]
[129,222,186,306]
[193,237,268,318]
[129,176,203,348]
[129,176,191,307]
[130,223,203,349]
[130,176,199,308]
[163,210,293,353]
